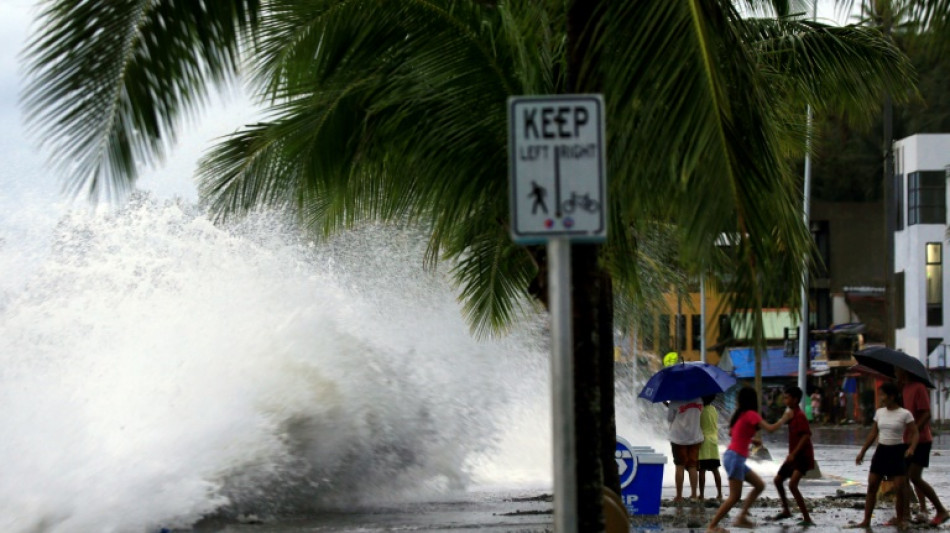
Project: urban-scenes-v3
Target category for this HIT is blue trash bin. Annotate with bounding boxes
[616,437,667,516]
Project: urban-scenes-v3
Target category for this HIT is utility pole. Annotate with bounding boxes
[881,3,896,348]
[797,0,816,400]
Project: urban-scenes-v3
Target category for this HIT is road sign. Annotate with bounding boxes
[508,94,606,244]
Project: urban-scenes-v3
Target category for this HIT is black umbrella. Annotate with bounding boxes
[853,346,935,389]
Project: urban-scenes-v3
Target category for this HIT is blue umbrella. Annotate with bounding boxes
[638,361,737,403]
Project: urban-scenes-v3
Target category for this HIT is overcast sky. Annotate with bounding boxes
[0,0,51,203]
[0,0,255,211]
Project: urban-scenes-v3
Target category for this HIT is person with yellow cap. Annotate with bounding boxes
[664,351,680,367]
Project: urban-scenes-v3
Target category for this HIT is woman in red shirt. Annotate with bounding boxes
[706,387,788,533]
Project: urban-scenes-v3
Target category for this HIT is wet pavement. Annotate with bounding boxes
[197,426,950,532]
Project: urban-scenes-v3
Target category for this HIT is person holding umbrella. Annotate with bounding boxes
[895,367,949,526]
[638,361,737,506]
[854,345,949,526]
[667,396,704,504]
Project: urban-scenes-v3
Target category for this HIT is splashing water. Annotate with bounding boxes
[0,194,561,532]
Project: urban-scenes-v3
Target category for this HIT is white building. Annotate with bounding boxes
[892,133,950,421]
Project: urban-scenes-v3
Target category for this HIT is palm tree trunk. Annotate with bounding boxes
[754,312,764,411]
[597,269,620,496]
[571,244,608,532]
[566,1,617,531]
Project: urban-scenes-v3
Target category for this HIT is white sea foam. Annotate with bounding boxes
[0,194,563,532]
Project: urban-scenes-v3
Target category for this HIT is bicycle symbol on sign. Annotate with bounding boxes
[560,192,601,214]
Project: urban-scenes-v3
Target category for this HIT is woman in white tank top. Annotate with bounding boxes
[850,382,919,529]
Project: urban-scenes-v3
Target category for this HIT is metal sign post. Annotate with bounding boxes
[508,94,605,533]
[549,237,576,533]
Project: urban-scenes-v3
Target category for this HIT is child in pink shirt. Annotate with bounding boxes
[706,387,788,533]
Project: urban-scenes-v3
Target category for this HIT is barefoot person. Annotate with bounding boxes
[706,387,787,533]
[895,367,950,526]
[699,394,723,502]
[851,382,918,529]
[768,386,815,526]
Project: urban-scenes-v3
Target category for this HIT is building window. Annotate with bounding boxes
[676,315,686,351]
[908,171,946,225]
[927,338,943,358]
[691,314,701,351]
[895,173,904,231]
[658,314,671,354]
[641,314,655,352]
[718,314,732,343]
[812,220,830,279]
[896,271,905,329]
[784,327,799,357]
[926,243,943,326]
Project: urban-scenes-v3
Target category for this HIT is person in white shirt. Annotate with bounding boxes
[667,397,704,503]
[850,382,919,529]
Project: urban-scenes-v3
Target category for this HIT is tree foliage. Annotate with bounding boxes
[22,0,918,335]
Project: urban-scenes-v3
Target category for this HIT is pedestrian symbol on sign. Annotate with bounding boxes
[530,181,548,215]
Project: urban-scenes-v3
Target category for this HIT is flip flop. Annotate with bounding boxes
[767,512,793,521]
[930,514,950,527]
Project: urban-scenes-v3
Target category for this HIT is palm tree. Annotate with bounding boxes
[22,1,918,530]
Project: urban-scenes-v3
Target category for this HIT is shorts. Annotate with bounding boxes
[722,449,750,481]
[907,441,932,468]
[870,444,908,479]
[671,442,700,468]
[777,455,814,478]
[699,458,721,472]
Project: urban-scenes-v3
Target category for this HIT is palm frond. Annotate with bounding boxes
[447,218,539,335]
[198,0,558,334]
[601,0,817,331]
[743,18,918,121]
[22,0,259,200]
[25,0,922,338]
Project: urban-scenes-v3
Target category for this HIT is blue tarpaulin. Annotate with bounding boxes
[842,376,858,393]
[725,347,801,378]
